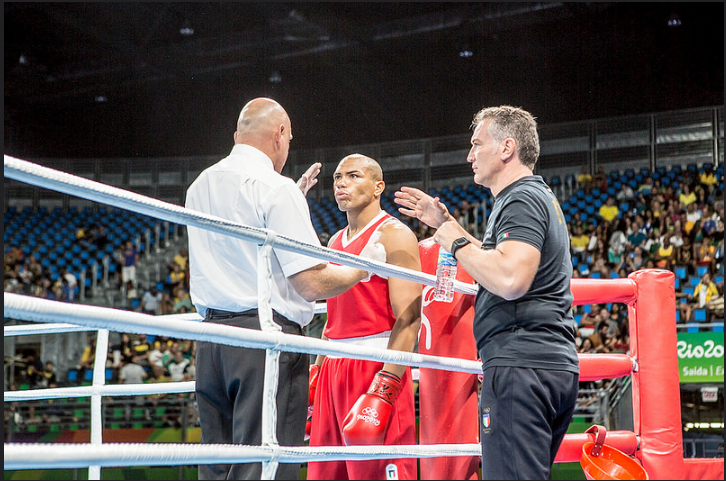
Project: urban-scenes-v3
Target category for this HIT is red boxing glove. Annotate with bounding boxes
[341,370,402,446]
[306,364,321,438]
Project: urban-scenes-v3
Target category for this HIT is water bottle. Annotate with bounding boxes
[434,249,457,303]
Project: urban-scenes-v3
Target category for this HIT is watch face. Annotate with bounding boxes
[455,237,469,248]
[452,237,470,257]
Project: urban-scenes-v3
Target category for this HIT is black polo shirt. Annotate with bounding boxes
[474,176,579,374]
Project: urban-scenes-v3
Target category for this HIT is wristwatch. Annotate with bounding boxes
[450,236,471,260]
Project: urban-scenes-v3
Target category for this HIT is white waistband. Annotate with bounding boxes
[327,331,391,354]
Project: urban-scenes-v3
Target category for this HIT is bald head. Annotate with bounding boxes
[337,154,383,182]
[236,97,289,139]
[234,97,292,172]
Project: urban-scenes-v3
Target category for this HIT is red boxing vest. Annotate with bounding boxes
[325,213,395,340]
[418,237,480,480]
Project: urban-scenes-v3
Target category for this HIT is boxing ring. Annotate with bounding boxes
[4,155,724,480]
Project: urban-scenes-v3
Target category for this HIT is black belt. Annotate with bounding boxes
[206,308,258,320]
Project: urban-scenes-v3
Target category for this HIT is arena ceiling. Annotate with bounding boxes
[4,2,724,160]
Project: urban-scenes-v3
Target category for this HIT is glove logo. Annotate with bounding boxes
[362,407,379,417]
[357,406,381,426]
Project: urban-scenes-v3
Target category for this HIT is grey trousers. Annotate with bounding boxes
[196,309,308,480]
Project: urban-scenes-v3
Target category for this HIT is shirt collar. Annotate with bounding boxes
[229,143,275,171]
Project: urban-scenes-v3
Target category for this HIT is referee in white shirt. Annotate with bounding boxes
[186,97,370,480]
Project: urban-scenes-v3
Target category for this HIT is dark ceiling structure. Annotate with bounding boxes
[4,2,724,160]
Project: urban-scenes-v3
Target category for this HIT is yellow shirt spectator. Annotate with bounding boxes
[598,201,620,223]
[679,191,696,207]
[699,171,717,187]
[571,233,590,253]
[694,279,719,306]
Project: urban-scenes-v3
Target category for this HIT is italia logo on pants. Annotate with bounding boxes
[482,408,491,434]
[386,463,399,480]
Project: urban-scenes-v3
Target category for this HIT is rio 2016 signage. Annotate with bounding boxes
[676,332,724,383]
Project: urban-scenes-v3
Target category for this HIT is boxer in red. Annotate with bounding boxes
[307,154,422,480]
[418,236,480,480]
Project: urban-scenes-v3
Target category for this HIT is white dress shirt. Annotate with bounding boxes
[185,144,323,326]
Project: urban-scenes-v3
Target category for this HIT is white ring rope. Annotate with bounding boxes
[4,155,477,295]
[4,442,482,470]
[4,322,97,335]
[4,292,482,377]
[3,311,211,336]
[4,381,197,401]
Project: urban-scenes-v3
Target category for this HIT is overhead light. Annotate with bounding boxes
[268,71,282,84]
[667,13,682,27]
[458,46,474,58]
[95,95,108,103]
[19,54,29,66]
[179,19,194,36]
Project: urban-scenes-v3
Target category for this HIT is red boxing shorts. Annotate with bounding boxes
[308,356,417,480]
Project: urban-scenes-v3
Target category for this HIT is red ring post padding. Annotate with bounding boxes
[571,278,637,306]
[555,430,638,463]
[628,269,685,480]
[578,353,634,381]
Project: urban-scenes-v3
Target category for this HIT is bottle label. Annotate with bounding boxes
[437,250,457,266]
[434,250,457,303]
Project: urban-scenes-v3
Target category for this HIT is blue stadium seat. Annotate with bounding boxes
[674,266,688,280]
[693,309,707,322]
[689,276,701,288]
[697,265,709,277]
